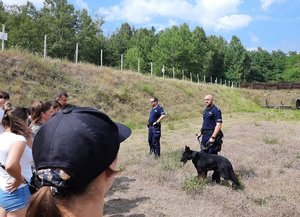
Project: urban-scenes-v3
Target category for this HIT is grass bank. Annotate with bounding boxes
[1,49,299,128]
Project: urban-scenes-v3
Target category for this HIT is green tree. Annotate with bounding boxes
[4,3,43,53]
[224,35,250,82]
[76,9,105,65]
[190,26,207,79]
[107,23,133,67]
[39,0,78,60]
[270,50,286,81]
[283,52,300,81]
[247,47,277,82]
[127,27,156,73]
[150,23,195,78]
[204,36,227,82]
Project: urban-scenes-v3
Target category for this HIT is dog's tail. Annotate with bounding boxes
[229,166,240,187]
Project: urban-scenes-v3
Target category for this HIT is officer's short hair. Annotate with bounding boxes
[55,91,69,101]
[150,97,158,102]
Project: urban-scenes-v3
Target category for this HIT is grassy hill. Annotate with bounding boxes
[1,49,299,127]
[1,50,300,217]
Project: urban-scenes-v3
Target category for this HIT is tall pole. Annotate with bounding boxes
[75,43,78,64]
[1,25,5,51]
[121,54,123,71]
[44,35,47,59]
[100,49,103,67]
[173,67,175,79]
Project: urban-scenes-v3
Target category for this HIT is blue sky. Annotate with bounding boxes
[2,0,300,52]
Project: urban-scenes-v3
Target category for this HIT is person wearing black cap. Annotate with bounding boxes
[26,107,131,217]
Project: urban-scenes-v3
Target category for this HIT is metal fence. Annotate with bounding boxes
[240,82,300,89]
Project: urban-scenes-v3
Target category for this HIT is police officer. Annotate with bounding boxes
[199,95,223,181]
[148,97,166,158]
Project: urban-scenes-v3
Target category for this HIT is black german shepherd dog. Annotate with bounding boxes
[181,146,240,188]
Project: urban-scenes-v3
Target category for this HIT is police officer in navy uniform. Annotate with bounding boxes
[148,97,166,158]
[199,94,223,182]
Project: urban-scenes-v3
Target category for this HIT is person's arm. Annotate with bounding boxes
[155,114,166,124]
[209,107,222,142]
[211,122,222,139]
[5,141,26,192]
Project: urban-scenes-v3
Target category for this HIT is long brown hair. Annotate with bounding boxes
[2,107,31,138]
[31,101,52,124]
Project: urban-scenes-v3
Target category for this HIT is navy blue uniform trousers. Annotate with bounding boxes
[148,126,161,157]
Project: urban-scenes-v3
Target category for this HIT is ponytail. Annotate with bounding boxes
[26,187,61,217]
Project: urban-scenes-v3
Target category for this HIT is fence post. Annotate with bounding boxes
[100,49,103,67]
[210,76,212,84]
[138,58,140,73]
[75,43,78,64]
[1,25,5,51]
[121,54,123,71]
[204,75,206,83]
[182,70,184,80]
[162,65,165,78]
[197,74,199,83]
[173,67,175,79]
[44,35,47,59]
[190,72,192,82]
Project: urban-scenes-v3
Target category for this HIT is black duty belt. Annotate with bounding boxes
[201,129,214,135]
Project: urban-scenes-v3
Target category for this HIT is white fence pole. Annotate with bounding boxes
[43,35,47,58]
[1,25,5,51]
[75,43,78,64]
[173,67,175,79]
[100,49,103,67]
[190,72,192,82]
[138,58,140,73]
[121,54,123,71]
[197,74,199,83]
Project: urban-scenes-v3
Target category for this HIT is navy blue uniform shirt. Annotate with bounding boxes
[148,105,165,125]
[202,104,222,130]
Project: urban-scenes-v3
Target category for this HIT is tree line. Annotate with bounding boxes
[1,0,299,83]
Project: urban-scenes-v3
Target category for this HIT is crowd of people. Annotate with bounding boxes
[0,90,131,217]
[0,89,223,217]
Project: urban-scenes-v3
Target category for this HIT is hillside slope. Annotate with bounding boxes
[0,50,299,127]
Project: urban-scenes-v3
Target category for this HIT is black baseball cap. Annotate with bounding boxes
[32,106,131,188]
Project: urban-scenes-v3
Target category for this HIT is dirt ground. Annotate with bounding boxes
[104,112,300,217]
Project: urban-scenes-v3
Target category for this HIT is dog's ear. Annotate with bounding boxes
[185,145,190,151]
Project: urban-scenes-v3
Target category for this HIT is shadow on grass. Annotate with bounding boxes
[104,197,150,216]
[106,176,136,197]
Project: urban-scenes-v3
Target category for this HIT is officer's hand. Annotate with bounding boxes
[153,121,157,126]
[209,137,215,143]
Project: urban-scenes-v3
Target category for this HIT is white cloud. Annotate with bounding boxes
[260,0,286,11]
[214,14,252,31]
[248,32,260,44]
[97,0,252,32]
[75,0,89,11]
[2,0,44,8]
